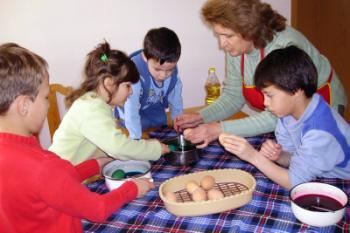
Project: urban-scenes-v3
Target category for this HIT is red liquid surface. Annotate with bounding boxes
[294,194,344,212]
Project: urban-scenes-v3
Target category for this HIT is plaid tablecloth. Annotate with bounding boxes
[83,128,350,233]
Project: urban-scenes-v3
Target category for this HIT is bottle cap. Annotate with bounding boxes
[208,67,216,73]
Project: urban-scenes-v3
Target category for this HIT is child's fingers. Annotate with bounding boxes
[219,133,245,144]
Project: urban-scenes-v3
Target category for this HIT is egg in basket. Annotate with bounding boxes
[159,169,256,216]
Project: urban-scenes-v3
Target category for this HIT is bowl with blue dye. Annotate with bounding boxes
[102,160,152,190]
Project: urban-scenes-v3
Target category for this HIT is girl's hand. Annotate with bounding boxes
[259,140,282,161]
[147,139,170,155]
[160,142,171,155]
[219,133,258,162]
[133,178,155,198]
[96,156,113,169]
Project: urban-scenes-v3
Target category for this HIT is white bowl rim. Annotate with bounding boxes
[289,182,348,211]
[102,160,151,181]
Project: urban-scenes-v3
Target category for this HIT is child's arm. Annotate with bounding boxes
[74,159,100,181]
[37,157,152,222]
[81,100,162,160]
[123,81,143,139]
[259,139,282,161]
[288,130,347,186]
[274,151,291,167]
[219,133,292,190]
[74,157,112,181]
[167,77,183,121]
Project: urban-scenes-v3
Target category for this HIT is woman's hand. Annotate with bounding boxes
[174,112,203,132]
[218,133,258,162]
[259,139,282,161]
[184,122,222,148]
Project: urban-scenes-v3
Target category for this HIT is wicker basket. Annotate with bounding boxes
[159,169,256,216]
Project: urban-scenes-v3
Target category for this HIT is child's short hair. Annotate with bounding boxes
[254,45,318,98]
[143,27,181,65]
[65,41,139,107]
[0,43,48,115]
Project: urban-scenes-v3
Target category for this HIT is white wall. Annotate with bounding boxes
[0,0,290,148]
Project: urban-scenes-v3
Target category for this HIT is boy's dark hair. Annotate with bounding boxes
[0,43,48,115]
[66,41,139,107]
[254,45,318,98]
[143,27,181,65]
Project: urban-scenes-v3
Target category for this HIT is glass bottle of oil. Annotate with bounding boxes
[205,67,221,105]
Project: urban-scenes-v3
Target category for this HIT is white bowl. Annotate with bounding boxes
[290,182,348,227]
[102,160,152,190]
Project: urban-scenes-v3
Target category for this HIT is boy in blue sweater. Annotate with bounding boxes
[219,46,350,190]
[116,27,183,139]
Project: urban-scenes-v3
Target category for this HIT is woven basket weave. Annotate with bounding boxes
[159,169,256,216]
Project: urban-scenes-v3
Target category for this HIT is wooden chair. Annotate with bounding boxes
[47,83,73,139]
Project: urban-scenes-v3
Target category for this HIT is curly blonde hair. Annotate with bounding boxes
[202,0,286,48]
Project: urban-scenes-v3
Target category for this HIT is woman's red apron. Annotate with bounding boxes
[241,48,333,111]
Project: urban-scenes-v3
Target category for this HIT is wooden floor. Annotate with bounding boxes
[118,106,247,139]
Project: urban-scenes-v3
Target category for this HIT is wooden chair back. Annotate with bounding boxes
[47,84,73,139]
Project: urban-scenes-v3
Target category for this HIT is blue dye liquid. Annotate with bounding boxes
[125,171,143,178]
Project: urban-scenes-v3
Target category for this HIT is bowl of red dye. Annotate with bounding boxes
[290,182,348,227]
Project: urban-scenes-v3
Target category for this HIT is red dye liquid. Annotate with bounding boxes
[294,194,344,212]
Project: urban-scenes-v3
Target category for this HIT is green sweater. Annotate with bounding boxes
[200,26,346,137]
[49,92,161,165]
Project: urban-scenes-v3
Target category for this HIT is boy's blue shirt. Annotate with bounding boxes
[117,50,183,139]
[276,94,350,186]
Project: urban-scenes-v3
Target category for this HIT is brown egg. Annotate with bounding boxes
[183,128,192,137]
[191,188,207,202]
[186,180,200,194]
[207,189,224,200]
[164,191,177,202]
[200,175,215,190]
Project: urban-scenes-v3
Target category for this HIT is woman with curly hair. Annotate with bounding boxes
[175,0,346,148]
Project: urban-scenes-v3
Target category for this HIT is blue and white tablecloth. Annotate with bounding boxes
[83,127,350,233]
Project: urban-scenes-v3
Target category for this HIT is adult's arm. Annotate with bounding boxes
[200,53,277,137]
[199,53,245,122]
